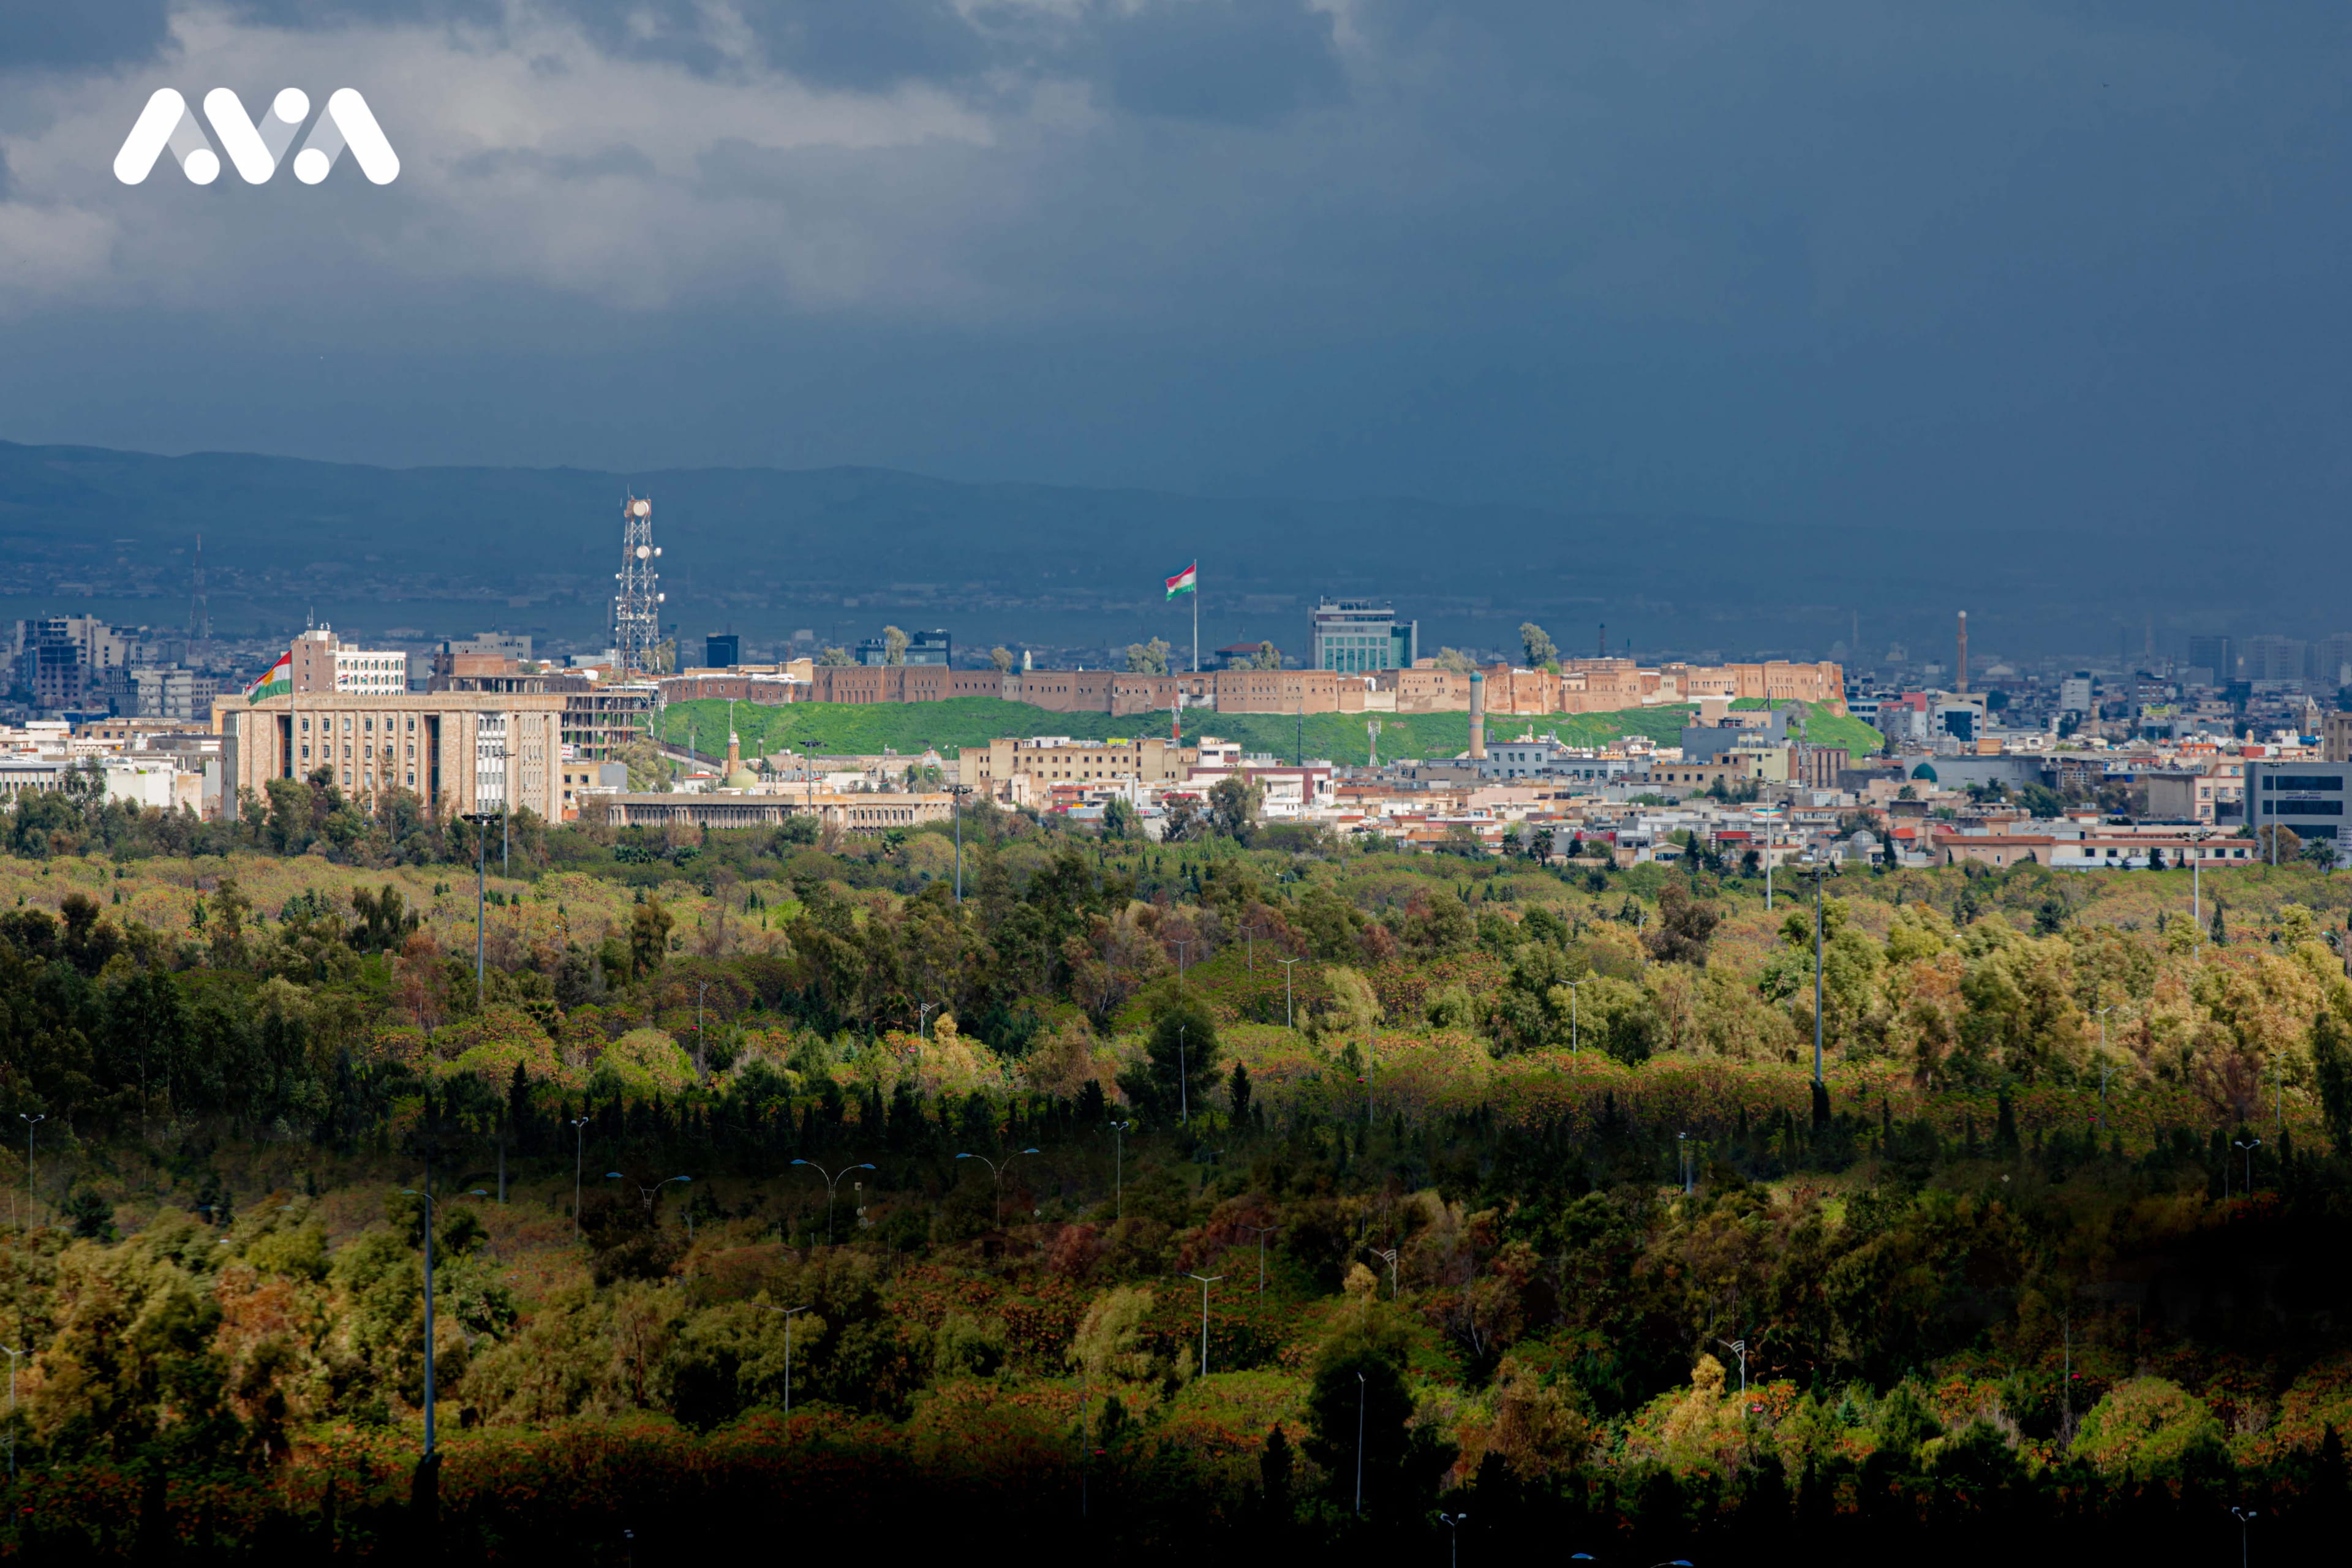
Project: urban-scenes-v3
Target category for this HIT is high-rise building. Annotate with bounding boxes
[2315,633,2352,690]
[2243,635,2310,684]
[1310,599,1417,673]
[2185,635,2235,684]
[12,616,131,712]
[704,633,741,669]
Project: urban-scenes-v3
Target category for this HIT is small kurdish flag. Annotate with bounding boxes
[1165,561,1197,599]
[243,649,292,703]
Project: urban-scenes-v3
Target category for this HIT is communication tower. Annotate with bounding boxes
[612,495,664,674]
[187,532,211,651]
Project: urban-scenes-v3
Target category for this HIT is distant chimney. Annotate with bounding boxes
[1598,623,1607,660]
[1956,610,1969,696]
[1469,670,1487,760]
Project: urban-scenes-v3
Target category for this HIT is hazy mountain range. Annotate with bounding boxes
[0,440,2313,668]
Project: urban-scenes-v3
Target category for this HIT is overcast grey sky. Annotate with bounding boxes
[1,1,2346,538]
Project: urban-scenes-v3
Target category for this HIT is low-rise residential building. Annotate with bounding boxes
[969,736,1196,798]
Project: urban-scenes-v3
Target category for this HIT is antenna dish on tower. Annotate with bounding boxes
[613,494,662,675]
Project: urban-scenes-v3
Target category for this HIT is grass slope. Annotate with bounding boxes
[660,696,1880,767]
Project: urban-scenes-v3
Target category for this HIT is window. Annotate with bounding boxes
[2271,774,2344,792]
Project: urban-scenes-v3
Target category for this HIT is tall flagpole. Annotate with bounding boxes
[1193,565,1199,674]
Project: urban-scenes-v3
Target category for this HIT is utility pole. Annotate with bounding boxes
[1278,957,1301,1030]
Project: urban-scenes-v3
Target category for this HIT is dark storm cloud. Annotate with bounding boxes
[3,0,2351,570]
[0,1,172,70]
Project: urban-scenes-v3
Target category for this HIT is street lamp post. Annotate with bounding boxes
[1178,1024,1189,1125]
[2232,1506,2256,1568]
[17,1114,40,1226]
[695,981,710,1077]
[790,1160,875,1245]
[568,1115,590,1237]
[1277,958,1302,1030]
[1106,1121,1132,1221]
[1366,1245,1398,1299]
[1,1342,19,1477]
[607,1172,690,1223]
[1564,978,1585,1054]
[918,1000,938,1040]
[1678,1131,1693,1194]
[956,1148,1041,1226]
[1718,1336,1748,1396]
[1354,1370,1366,1516]
[1173,939,1193,987]
[458,810,503,1006]
[2234,1137,2262,1196]
[1186,1272,1223,1376]
[1438,1512,1469,1568]
[399,1183,489,1461]
[2095,1005,2116,1126]
[1801,862,1833,1089]
[756,1303,809,1415]
[1241,1223,1280,1295]
[948,783,971,903]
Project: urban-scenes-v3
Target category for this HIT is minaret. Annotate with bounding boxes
[1469,671,1487,760]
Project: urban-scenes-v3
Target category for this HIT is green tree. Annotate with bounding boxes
[1120,994,1219,1123]
[1434,647,1476,675]
[1518,622,1558,666]
[989,646,1016,672]
[2315,1005,2352,1155]
[1249,641,1283,669]
[1124,638,1172,675]
[817,646,854,666]
[1642,883,1721,967]
[630,897,674,976]
[1303,1336,1453,1521]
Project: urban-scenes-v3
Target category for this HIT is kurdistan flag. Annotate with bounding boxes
[1165,561,1197,598]
[243,650,292,703]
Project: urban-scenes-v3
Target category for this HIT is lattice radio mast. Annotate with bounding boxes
[612,496,663,675]
[187,532,211,650]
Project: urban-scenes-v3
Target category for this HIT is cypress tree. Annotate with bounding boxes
[1995,1091,2020,1157]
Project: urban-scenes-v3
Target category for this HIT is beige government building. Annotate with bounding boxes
[221,693,566,820]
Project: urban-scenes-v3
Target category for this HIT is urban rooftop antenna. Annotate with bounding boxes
[612,495,664,676]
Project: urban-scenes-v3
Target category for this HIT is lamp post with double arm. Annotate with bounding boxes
[956,1148,1041,1226]
[790,1159,875,1245]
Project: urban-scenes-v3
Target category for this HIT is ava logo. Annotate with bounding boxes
[113,89,398,186]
